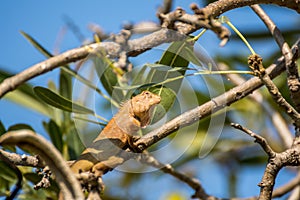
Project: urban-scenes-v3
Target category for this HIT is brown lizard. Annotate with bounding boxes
[70,91,161,176]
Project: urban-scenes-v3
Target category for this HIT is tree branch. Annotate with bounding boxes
[0,29,185,98]
[203,0,300,17]
[135,39,300,151]
[0,149,45,168]
[0,130,84,200]
[157,0,173,15]
[1,0,299,99]
[251,4,300,128]
[248,54,300,129]
[230,123,276,158]
[231,123,300,200]
[218,62,293,148]
[139,152,213,199]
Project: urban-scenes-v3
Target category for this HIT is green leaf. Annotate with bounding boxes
[92,52,124,102]
[34,86,94,114]
[59,68,72,100]
[149,87,176,123]
[43,120,63,152]
[20,31,53,58]
[0,161,17,182]
[66,126,85,160]
[183,46,205,68]
[0,70,52,117]
[23,172,41,184]
[0,121,6,136]
[72,116,107,126]
[158,40,193,74]
[7,124,34,132]
[130,64,148,86]
[59,67,73,126]
[144,39,194,98]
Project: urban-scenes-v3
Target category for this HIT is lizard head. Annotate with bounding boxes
[131,91,161,128]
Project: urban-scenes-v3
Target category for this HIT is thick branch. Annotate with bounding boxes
[203,0,300,17]
[0,130,84,200]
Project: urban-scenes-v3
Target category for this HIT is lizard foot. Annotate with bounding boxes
[128,136,142,152]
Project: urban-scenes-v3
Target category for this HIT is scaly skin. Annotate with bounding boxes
[70,91,161,176]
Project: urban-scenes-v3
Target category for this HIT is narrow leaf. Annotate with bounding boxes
[0,162,17,182]
[0,121,6,136]
[44,120,63,152]
[149,87,176,123]
[0,70,52,117]
[59,68,72,100]
[34,86,94,114]
[66,126,85,160]
[92,52,124,102]
[158,40,192,73]
[20,31,53,57]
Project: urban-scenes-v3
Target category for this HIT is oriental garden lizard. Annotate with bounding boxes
[70,91,161,176]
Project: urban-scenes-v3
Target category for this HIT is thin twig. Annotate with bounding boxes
[251,4,300,125]
[139,152,212,199]
[231,123,300,200]
[218,62,293,148]
[230,123,276,158]
[158,0,173,15]
[248,54,300,128]
[159,5,230,45]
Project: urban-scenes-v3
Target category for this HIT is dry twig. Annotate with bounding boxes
[248,54,300,129]
[218,62,293,148]
[251,4,300,131]
[139,152,212,199]
[231,123,300,200]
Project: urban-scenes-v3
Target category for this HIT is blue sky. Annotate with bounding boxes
[0,1,299,199]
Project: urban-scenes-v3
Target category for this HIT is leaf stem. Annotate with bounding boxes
[225,21,256,55]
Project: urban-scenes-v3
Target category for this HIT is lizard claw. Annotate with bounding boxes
[128,136,142,152]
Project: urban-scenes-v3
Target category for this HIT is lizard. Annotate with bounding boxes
[70,90,161,177]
